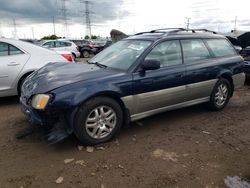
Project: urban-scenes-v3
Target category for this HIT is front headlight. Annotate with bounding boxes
[31,94,50,110]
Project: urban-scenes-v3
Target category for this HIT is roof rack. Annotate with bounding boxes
[187,29,217,34]
[135,28,186,35]
[135,28,217,36]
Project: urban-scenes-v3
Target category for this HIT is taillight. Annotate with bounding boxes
[62,54,73,62]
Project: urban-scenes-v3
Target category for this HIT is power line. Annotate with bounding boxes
[80,0,93,37]
[13,19,18,39]
[53,16,56,35]
[186,17,191,30]
[60,0,69,37]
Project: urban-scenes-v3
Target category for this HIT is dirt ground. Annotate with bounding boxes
[0,84,250,188]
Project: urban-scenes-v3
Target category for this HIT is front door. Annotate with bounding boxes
[132,40,186,115]
[0,42,30,93]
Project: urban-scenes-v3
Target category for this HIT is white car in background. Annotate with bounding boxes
[40,40,80,59]
[0,38,74,97]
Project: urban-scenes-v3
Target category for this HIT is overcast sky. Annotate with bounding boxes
[0,0,249,39]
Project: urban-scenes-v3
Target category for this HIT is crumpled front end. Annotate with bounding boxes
[20,82,77,144]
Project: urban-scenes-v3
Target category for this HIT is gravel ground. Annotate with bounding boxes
[0,82,250,188]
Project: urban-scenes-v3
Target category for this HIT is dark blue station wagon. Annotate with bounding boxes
[20,28,246,145]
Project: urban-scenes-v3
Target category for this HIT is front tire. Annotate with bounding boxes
[74,97,123,145]
[209,78,231,111]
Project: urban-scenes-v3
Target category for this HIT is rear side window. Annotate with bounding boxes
[65,42,72,47]
[0,42,23,56]
[181,39,211,64]
[56,41,66,47]
[0,42,8,56]
[206,39,236,57]
[9,45,23,55]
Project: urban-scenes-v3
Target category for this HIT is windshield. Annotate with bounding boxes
[89,40,152,70]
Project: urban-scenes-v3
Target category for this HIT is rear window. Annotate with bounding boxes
[206,39,236,57]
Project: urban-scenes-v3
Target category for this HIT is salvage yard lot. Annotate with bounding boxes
[0,84,250,188]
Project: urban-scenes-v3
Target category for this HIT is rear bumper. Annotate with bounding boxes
[233,72,246,89]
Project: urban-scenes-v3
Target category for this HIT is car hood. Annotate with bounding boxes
[22,62,119,97]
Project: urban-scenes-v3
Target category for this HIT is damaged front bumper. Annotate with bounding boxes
[20,96,76,144]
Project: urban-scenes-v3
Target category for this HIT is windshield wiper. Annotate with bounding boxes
[87,61,107,68]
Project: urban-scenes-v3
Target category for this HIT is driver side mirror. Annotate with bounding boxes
[141,59,160,71]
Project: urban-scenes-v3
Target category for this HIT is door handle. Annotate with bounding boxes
[7,62,20,66]
[175,74,184,78]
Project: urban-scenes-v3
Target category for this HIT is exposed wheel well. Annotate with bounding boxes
[220,74,234,97]
[17,72,33,95]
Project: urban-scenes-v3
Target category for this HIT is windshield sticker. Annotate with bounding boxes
[128,44,144,51]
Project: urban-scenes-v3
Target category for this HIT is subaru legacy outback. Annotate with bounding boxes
[20,28,245,145]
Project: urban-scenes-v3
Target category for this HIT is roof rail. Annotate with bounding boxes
[135,28,217,36]
[150,28,186,32]
[135,28,187,35]
[188,29,217,34]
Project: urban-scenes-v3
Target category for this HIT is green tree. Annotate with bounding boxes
[85,35,90,39]
[91,35,97,39]
[41,34,61,40]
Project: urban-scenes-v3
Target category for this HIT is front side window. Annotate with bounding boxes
[89,40,152,70]
[181,39,211,64]
[145,40,182,67]
[206,39,236,57]
[0,42,8,56]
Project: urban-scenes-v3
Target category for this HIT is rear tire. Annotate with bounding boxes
[82,50,90,58]
[208,78,231,111]
[74,97,123,145]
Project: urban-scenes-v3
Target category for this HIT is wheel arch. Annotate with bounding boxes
[218,72,234,97]
[17,71,34,95]
[76,91,130,127]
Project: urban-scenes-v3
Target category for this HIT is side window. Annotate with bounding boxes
[145,40,182,67]
[43,42,54,48]
[56,41,67,47]
[9,45,23,55]
[0,42,8,56]
[206,39,236,57]
[181,39,211,64]
[65,42,72,47]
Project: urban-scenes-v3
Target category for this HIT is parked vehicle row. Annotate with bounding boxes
[0,38,74,97]
[20,28,245,145]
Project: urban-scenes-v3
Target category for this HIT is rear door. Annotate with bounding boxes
[132,40,186,114]
[0,42,30,93]
[181,39,218,101]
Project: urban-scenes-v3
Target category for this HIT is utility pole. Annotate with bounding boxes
[13,19,18,39]
[234,16,237,34]
[60,0,69,37]
[80,0,92,37]
[0,22,3,37]
[31,27,35,39]
[53,16,56,35]
[186,17,191,30]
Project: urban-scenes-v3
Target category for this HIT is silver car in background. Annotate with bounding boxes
[0,38,72,97]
